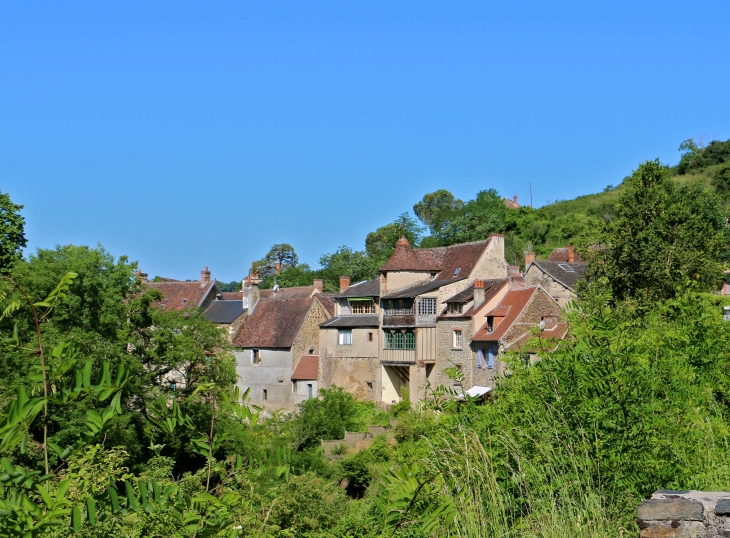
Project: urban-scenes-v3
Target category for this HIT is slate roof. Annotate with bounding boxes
[531,261,587,291]
[333,278,381,298]
[547,247,584,263]
[232,297,314,348]
[203,301,247,324]
[145,281,218,311]
[314,294,336,316]
[380,236,495,280]
[472,287,537,342]
[260,285,317,300]
[383,278,464,299]
[319,315,380,328]
[444,278,509,304]
[291,355,319,381]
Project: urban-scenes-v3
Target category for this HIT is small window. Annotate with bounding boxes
[477,348,484,368]
[454,267,461,276]
[367,332,373,342]
[170,382,177,392]
[307,384,313,399]
[366,382,373,390]
[449,303,463,314]
[558,264,575,272]
[339,329,352,345]
[161,299,168,306]
[418,298,437,315]
[262,389,268,401]
[252,349,261,365]
[292,381,297,394]
[488,347,495,369]
[487,317,494,333]
[308,347,314,355]
[453,330,463,348]
[182,299,188,304]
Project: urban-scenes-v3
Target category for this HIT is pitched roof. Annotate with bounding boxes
[379,237,495,280]
[333,278,381,298]
[221,292,242,301]
[547,247,584,263]
[444,278,509,304]
[472,287,537,342]
[203,301,247,324]
[531,261,588,291]
[383,277,464,299]
[232,297,314,348]
[511,322,570,352]
[260,285,317,300]
[291,355,319,380]
[314,293,336,316]
[319,315,380,328]
[144,281,217,311]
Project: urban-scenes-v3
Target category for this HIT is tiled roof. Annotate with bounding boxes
[444,278,508,304]
[260,286,317,300]
[145,281,217,311]
[472,287,537,342]
[547,247,584,263]
[315,293,336,316]
[383,278,464,299]
[531,261,587,291]
[511,323,570,351]
[232,297,314,348]
[221,292,242,301]
[203,301,247,324]
[379,237,494,280]
[291,355,319,380]
[333,278,381,298]
[319,315,380,328]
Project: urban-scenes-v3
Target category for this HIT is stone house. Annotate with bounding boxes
[433,278,510,394]
[231,280,333,413]
[202,299,248,342]
[471,286,562,375]
[143,266,220,311]
[319,276,381,402]
[377,235,509,404]
[524,247,587,307]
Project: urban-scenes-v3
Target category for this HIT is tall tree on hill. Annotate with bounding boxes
[0,190,27,274]
[265,243,299,273]
[365,213,424,262]
[413,189,464,245]
[579,159,727,306]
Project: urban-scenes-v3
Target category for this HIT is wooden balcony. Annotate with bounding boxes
[380,348,416,364]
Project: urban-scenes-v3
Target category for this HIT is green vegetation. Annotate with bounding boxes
[2,140,730,536]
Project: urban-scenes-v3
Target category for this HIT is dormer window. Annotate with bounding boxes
[487,317,494,333]
[448,303,463,315]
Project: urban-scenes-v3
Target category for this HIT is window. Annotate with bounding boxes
[292,381,297,394]
[487,347,495,369]
[383,299,414,315]
[487,317,494,333]
[454,267,461,276]
[338,329,352,345]
[477,348,484,368]
[367,332,373,342]
[252,349,261,365]
[263,389,268,401]
[453,330,463,348]
[448,302,463,314]
[308,347,314,355]
[384,330,415,349]
[558,264,575,272]
[418,298,437,315]
[182,299,188,305]
[170,382,177,392]
[366,382,373,390]
[307,384,313,399]
[161,299,168,306]
[349,299,375,314]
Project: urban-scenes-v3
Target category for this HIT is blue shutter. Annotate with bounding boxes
[487,347,495,369]
[477,348,483,369]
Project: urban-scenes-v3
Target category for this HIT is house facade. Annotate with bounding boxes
[524,247,587,307]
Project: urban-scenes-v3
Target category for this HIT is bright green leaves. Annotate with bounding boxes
[32,271,78,313]
[0,387,44,453]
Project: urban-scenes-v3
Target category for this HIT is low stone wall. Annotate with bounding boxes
[638,490,730,537]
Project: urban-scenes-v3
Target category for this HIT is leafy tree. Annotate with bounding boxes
[260,263,316,289]
[711,164,730,201]
[293,386,359,449]
[413,189,464,243]
[365,213,424,261]
[216,280,241,293]
[318,246,378,291]
[265,243,298,272]
[0,191,27,274]
[678,138,730,174]
[580,159,727,305]
[442,188,508,244]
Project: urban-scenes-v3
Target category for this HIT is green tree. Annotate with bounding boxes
[318,246,378,291]
[0,191,27,274]
[260,263,316,289]
[365,213,424,261]
[413,189,464,243]
[711,164,730,201]
[265,243,298,272]
[293,386,359,449]
[442,188,508,244]
[580,159,727,305]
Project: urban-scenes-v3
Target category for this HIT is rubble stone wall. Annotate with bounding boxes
[637,490,730,537]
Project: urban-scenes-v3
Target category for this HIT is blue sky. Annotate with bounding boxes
[1,1,728,282]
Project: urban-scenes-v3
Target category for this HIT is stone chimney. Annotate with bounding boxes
[313,279,323,292]
[242,280,261,313]
[473,280,486,308]
[340,276,351,292]
[568,245,575,263]
[525,251,536,268]
[201,266,211,284]
[136,269,148,282]
[511,275,525,289]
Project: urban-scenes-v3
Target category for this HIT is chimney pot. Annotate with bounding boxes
[473,280,486,308]
[339,276,351,292]
[474,279,484,289]
[313,279,323,292]
[568,245,575,263]
[201,266,211,283]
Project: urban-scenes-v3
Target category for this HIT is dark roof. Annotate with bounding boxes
[379,237,494,279]
[472,288,537,342]
[232,297,314,348]
[145,281,218,311]
[383,277,464,299]
[221,292,242,301]
[320,315,380,328]
[315,293,336,316]
[260,285,317,300]
[203,301,247,324]
[531,261,588,291]
[444,278,509,303]
[291,355,319,380]
[547,247,584,263]
[333,278,381,298]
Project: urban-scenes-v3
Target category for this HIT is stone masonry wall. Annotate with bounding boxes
[524,266,574,307]
[637,490,730,537]
[501,288,560,349]
[434,318,474,390]
[291,301,329,369]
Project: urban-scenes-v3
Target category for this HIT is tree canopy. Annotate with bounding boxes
[0,190,27,274]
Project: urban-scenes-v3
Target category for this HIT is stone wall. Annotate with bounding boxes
[637,490,730,537]
[434,318,475,390]
[501,287,560,349]
[291,301,329,367]
[524,266,574,307]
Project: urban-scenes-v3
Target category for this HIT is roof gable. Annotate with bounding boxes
[232,297,315,348]
[472,287,538,342]
[145,281,218,311]
[531,261,587,291]
[379,237,493,280]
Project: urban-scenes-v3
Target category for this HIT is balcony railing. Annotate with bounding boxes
[380,348,416,364]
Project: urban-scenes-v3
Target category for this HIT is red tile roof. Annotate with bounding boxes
[260,286,317,300]
[221,292,242,301]
[380,237,494,280]
[291,355,319,380]
[472,287,537,342]
[144,281,218,311]
[232,297,315,348]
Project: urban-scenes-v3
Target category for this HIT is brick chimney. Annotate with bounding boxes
[313,279,323,292]
[340,276,350,292]
[513,194,518,205]
[568,245,575,263]
[201,266,211,284]
[242,280,261,312]
[473,279,486,308]
[525,252,536,268]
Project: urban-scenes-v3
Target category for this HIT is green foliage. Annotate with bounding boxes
[365,213,425,261]
[265,243,299,269]
[318,246,379,291]
[0,191,27,275]
[293,386,361,449]
[678,138,730,174]
[413,190,464,243]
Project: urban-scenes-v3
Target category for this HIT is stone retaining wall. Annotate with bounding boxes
[638,490,730,537]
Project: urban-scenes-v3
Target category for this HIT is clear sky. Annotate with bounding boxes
[1,1,728,282]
